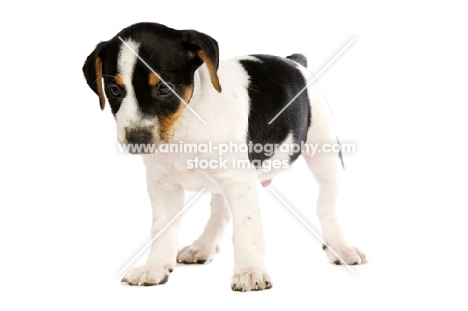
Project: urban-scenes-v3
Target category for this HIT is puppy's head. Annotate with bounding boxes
[83,22,221,151]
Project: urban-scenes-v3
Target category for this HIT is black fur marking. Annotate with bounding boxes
[334,260,341,265]
[83,22,219,117]
[128,30,196,118]
[240,55,311,164]
[322,244,327,251]
[83,41,123,113]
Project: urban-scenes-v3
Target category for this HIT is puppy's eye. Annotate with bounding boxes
[157,83,173,97]
[108,85,123,98]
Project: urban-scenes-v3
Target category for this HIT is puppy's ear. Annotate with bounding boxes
[83,42,107,110]
[182,30,221,93]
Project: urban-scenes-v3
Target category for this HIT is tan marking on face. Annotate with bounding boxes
[148,72,160,86]
[159,87,193,142]
[115,74,124,88]
[95,57,105,110]
[197,50,221,93]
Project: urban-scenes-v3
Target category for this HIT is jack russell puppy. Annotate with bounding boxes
[83,22,366,291]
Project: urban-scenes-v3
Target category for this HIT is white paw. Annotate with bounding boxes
[177,244,218,264]
[121,264,173,286]
[231,269,273,292]
[322,243,367,265]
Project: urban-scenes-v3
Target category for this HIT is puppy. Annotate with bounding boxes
[83,22,366,291]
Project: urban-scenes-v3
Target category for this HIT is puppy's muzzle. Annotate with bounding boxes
[125,128,155,154]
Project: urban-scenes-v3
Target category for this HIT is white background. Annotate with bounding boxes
[1,0,467,309]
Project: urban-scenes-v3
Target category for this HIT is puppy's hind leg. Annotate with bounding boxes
[177,193,231,264]
[303,150,365,265]
[303,88,366,265]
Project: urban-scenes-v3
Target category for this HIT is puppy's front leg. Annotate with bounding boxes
[122,174,184,286]
[221,172,272,291]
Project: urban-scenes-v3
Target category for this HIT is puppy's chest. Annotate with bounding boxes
[174,168,222,193]
[144,154,223,193]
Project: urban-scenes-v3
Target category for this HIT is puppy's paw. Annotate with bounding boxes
[177,244,218,264]
[231,269,273,292]
[121,264,173,286]
[322,243,367,265]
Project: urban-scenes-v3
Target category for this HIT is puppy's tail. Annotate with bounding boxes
[286,53,308,68]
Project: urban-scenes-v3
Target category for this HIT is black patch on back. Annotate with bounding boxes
[240,55,311,164]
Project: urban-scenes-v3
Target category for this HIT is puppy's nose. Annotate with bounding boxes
[126,128,152,145]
